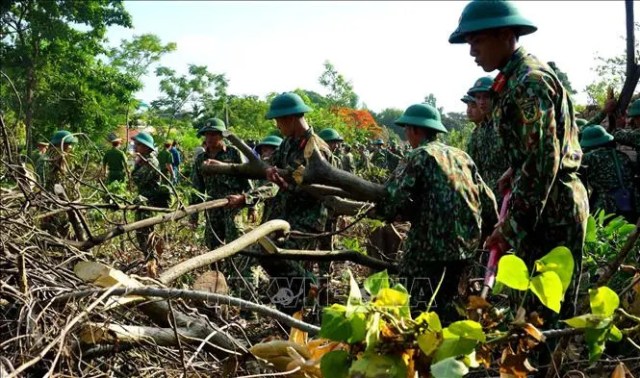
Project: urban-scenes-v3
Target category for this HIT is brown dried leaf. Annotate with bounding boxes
[500,346,537,378]
[476,344,493,369]
[611,362,633,378]
[512,306,526,325]
[467,295,491,310]
[528,312,544,327]
[521,323,545,342]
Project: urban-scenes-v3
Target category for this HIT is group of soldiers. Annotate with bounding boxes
[28,1,639,328]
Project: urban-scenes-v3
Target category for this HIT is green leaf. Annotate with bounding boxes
[434,329,477,362]
[530,271,563,313]
[534,247,574,293]
[585,216,597,242]
[348,353,407,378]
[563,314,609,329]
[607,325,622,342]
[348,312,367,343]
[319,304,352,342]
[415,311,442,332]
[431,357,469,378]
[447,320,486,342]
[373,288,409,312]
[365,312,381,351]
[604,217,626,235]
[417,330,441,357]
[492,281,505,295]
[364,270,390,296]
[589,287,620,317]
[320,350,350,378]
[496,255,530,291]
[584,327,608,362]
[618,224,636,239]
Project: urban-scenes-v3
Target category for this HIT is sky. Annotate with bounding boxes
[105,1,633,115]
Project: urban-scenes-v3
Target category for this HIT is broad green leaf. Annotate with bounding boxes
[589,287,619,317]
[534,247,574,293]
[604,217,626,235]
[374,288,409,310]
[320,350,350,378]
[348,312,367,343]
[319,304,351,342]
[618,224,636,239]
[608,325,622,342]
[348,353,407,378]
[530,271,563,313]
[584,327,608,362]
[496,255,530,291]
[415,311,442,332]
[585,216,597,242]
[434,329,477,362]
[447,320,486,342]
[365,312,381,351]
[390,283,412,319]
[430,357,469,378]
[364,270,389,296]
[563,314,608,329]
[417,330,441,356]
[492,281,505,295]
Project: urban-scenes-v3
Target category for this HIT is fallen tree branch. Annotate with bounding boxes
[51,287,321,335]
[159,219,291,284]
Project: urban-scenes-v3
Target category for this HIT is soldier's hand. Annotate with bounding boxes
[204,159,222,166]
[603,99,617,115]
[226,194,246,208]
[247,208,257,223]
[266,167,288,189]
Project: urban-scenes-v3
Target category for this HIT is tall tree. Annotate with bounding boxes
[318,60,359,108]
[1,0,132,152]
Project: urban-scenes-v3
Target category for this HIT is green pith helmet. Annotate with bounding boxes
[197,118,226,136]
[575,118,588,127]
[449,0,537,44]
[372,139,385,146]
[580,125,614,149]
[467,76,494,95]
[394,103,448,134]
[461,94,477,104]
[133,132,156,151]
[50,130,78,145]
[628,99,640,117]
[265,92,312,119]
[257,135,283,148]
[318,128,344,142]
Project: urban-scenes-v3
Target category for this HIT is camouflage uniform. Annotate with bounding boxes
[341,151,356,173]
[580,147,638,220]
[131,151,169,259]
[157,148,175,179]
[36,148,74,237]
[466,118,509,200]
[492,47,589,316]
[258,128,333,314]
[371,149,401,172]
[379,139,498,316]
[102,146,128,184]
[191,145,253,250]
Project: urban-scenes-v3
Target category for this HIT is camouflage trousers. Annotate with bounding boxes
[135,210,158,261]
[257,231,320,315]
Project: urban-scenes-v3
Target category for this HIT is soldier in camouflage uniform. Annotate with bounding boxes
[465,77,510,203]
[226,92,334,314]
[579,125,638,221]
[253,135,282,223]
[378,103,497,320]
[36,130,79,237]
[451,0,589,317]
[30,141,48,168]
[102,135,128,184]
[191,119,254,250]
[370,138,402,173]
[130,132,170,261]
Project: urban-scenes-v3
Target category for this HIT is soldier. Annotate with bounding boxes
[130,132,170,267]
[613,99,640,154]
[102,135,128,184]
[158,141,175,183]
[36,130,79,237]
[450,0,589,317]
[579,125,638,221]
[170,141,183,184]
[225,92,333,314]
[341,144,356,174]
[371,138,402,173]
[354,142,371,173]
[377,103,497,320]
[253,134,282,222]
[191,118,254,251]
[465,77,510,203]
[30,141,48,167]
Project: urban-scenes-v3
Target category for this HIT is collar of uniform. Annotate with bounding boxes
[206,143,227,157]
[291,127,314,150]
[500,47,527,80]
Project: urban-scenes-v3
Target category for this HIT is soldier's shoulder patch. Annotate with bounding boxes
[516,95,542,124]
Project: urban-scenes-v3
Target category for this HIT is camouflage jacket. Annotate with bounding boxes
[131,152,167,206]
[265,128,334,232]
[492,47,589,249]
[379,139,497,266]
[371,149,402,172]
[191,144,253,201]
[580,147,639,214]
[613,128,640,151]
[466,118,509,195]
[35,148,75,193]
[341,151,356,173]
